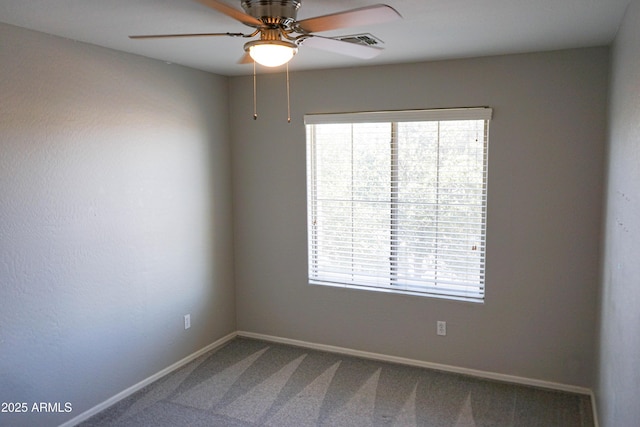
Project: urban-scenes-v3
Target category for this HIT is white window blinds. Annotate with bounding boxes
[305,108,491,302]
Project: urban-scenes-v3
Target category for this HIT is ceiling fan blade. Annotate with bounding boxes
[129,32,245,39]
[296,4,401,34]
[195,0,263,27]
[301,36,383,59]
[238,52,253,64]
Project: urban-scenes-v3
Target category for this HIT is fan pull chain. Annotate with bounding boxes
[250,61,292,123]
[286,62,291,123]
[253,60,257,120]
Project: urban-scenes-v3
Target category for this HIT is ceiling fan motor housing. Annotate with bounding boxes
[241,0,301,27]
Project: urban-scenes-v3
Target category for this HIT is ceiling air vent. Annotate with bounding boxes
[332,33,383,47]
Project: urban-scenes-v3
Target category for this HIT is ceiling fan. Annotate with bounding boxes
[130,0,402,67]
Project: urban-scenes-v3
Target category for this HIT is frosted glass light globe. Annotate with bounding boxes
[247,41,297,67]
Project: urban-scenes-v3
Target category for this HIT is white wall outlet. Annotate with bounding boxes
[437,320,446,336]
[184,314,191,330]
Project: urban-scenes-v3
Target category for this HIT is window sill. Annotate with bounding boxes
[308,280,484,304]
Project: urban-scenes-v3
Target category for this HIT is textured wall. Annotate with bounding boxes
[230,47,608,389]
[0,23,235,426]
[596,0,640,425]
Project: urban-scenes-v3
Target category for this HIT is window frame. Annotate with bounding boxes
[305,107,492,303]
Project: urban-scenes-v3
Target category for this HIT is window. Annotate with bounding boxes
[305,108,491,302]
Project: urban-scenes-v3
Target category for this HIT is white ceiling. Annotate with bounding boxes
[0,0,630,76]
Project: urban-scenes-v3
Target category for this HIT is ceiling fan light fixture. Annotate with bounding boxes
[245,40,298,67]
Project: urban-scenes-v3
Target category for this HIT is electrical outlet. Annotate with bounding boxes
[437,321,446,336]
[184,314,191,330]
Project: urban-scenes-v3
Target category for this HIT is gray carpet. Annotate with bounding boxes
[79,337,594,426]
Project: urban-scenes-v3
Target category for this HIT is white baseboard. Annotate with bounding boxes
[59,331,237,427]
[239,331,601,424]
[237,330,593,396]
[60,329,599,427]
[590,390,600,427]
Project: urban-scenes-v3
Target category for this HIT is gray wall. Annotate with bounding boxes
[0,23,236,426]
[596,0,640,424]
[230,47,609,388]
